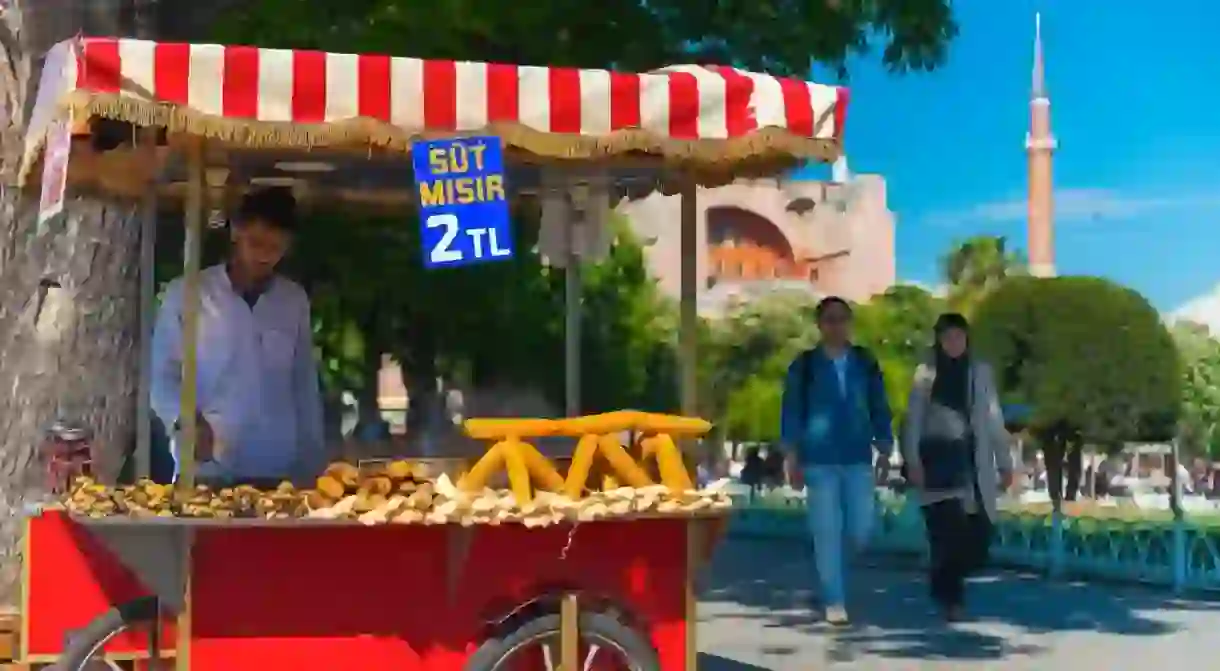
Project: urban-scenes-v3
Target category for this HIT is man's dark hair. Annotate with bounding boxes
[237,186,297,232]
[815,296,852,320]
[933,312,970,335]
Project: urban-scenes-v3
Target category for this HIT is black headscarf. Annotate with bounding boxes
[930,313,971,414]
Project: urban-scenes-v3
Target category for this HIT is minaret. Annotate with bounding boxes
[1026,12,1056,277]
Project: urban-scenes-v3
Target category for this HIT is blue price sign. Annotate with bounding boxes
[412,136,514,269]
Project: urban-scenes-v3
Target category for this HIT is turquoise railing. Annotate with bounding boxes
[728,492,1220,593]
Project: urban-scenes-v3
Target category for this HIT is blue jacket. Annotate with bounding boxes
[779,345,894,466]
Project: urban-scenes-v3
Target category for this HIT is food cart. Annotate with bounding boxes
[16,36,850,670]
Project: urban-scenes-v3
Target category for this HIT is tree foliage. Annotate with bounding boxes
[973,277,1180,445]
[723,375,782,443]
[941,235,1025,317]
[698,291,818,446]
[972,276,1181,502]
[213,0,958,76]
[854,283,945,423]
[1173,321,1220,459]
[572,225,679,413]
[700,291,819,419]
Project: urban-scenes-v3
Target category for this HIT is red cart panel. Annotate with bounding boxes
[25,512,695,669]
[189,520,688,670]
[24,511,177,662]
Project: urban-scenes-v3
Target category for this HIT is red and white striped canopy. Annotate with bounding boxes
[23,37,849,183]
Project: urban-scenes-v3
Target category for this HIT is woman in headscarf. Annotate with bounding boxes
[902,313,1016,621]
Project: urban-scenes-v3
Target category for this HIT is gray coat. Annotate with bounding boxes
[901,358,1015,520]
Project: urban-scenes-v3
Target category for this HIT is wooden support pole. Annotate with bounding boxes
[564,214,582,417]
[678,182,700,477]
[560,593,579,671]
[175,529,194,671]
[678,182,698,418]
[176,139,206,493]
[136,127,161,481]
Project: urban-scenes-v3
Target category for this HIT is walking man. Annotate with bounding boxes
[780,296,893,625]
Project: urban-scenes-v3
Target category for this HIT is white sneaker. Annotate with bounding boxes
[825,605,850,625]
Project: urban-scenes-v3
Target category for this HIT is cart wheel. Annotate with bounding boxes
[465,610,660,671]
[54,597,161,671]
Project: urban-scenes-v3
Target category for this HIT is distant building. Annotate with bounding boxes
[616,171,896,315]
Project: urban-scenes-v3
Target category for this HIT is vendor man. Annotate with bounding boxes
[151,187,325,484]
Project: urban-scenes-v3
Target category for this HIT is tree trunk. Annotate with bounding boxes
[353,318,385,439]
[400,330,441,456]
[1042,438,1066,509]
[1064,444,1083,501]
[356,343,383,428]
[0,189,142,606]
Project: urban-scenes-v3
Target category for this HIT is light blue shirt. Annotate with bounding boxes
[830,352,848,395]
[151,265,325,481]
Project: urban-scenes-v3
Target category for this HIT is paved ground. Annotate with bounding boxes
[697,537,1220,670]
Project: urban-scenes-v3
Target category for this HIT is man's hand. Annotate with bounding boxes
[905,462,925,489]
[195,413,215,461]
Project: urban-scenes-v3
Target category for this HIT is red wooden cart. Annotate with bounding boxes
[16,35,850,670]
[25,507,729,670]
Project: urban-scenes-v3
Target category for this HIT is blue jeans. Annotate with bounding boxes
[804,464,876,607]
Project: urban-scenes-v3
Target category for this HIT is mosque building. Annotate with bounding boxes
[616,157,897,316]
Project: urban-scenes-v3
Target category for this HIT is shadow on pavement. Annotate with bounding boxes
[699,536,1220,664]
[696,653,773,671]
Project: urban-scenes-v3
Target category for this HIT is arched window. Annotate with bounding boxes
[706,207,795,262]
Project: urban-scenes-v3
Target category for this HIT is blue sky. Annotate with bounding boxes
[797,0,1220,311]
